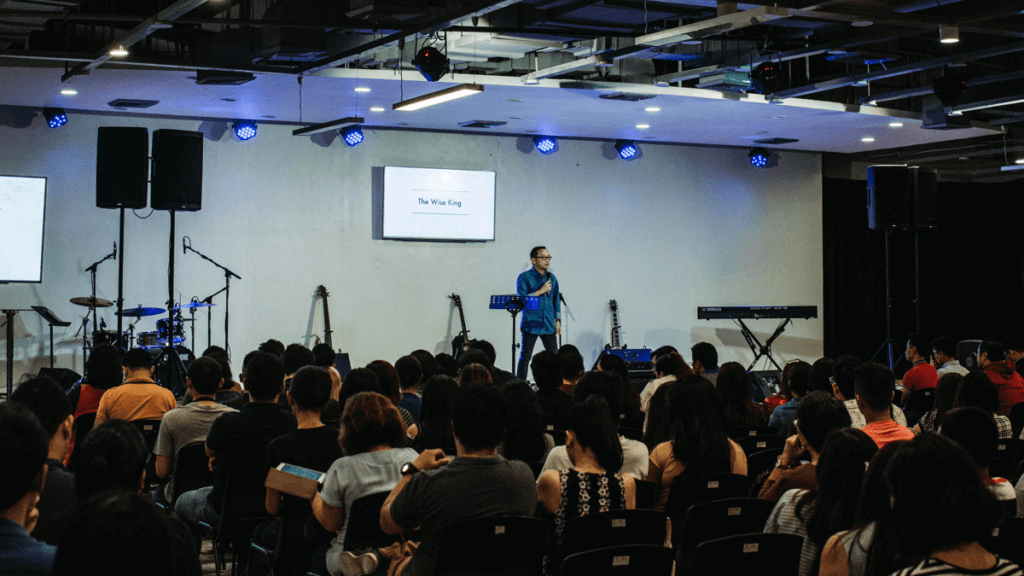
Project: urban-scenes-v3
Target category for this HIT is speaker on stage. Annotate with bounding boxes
[151,129,203,211]
[867,165,937,231]
[956,339,982,371]
[96,127,149,209]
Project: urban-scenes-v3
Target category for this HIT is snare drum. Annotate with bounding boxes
[157,318,185,345]
[138,331,161,349]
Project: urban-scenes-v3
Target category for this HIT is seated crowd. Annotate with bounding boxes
[3,333,1024,576]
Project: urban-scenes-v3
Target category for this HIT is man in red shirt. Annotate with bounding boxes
[856,362,915,448]
[900,333,938,407]
[977,340,1024,415]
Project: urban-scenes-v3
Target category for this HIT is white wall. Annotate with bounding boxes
[0,113,823,384]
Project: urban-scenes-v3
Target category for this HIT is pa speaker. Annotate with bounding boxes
[151,129,203,211]
[867,165,938,231]
[96,127,149,209]
[956,339,982,371]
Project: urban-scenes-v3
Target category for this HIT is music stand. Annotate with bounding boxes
[30,306,71,368]
[490,295,539,373]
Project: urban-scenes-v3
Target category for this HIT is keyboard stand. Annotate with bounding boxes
[736,317,792,372]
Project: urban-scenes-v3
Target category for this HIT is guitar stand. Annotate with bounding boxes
[735,317,792,372]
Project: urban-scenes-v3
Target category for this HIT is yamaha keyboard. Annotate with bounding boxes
[697,306,818,320]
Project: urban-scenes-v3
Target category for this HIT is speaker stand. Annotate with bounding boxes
[870,229,895,370]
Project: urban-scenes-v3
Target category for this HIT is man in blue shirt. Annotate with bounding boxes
[515,246,561,381]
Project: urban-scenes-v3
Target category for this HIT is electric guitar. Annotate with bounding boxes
[317,285,333,349]
[449,294,476,361]
[606,299,627,349]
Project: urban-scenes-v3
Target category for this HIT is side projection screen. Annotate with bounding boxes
[0,175,47,283]
[382,166,495,241]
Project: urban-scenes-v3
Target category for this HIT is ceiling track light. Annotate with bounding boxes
[533,135,557,155]
[414,46,450,82]
[939,25,959,44]
[933,72,968,106]
[393,84,484,112]
[43,107,67,128]
[341,125,364,146]
[615,140,639,161]
[233,120,257,141]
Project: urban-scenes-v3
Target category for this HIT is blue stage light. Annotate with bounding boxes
[341,125,364,146]
[615,139,638,161]
[44,108,67,129]
[233,120,257,141]
[533,135,557,154]
[749,147,770,168]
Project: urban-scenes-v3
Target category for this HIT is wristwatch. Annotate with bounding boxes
[401,462,419,476]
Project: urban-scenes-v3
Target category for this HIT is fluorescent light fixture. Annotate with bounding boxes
[110,46,129,57]
[952,96,1024,114]
[393,84,483,112]
[1016,158,1024,165]
[60,89,78,96]
[292,116,365,137]
[861,136,875,143]
[370,106,385,112]
[636,123,650,129]
[354,87,371,93]
[889,122,903,128]
[1001,164,1024,172]
[645,106,661,112]
[940,25,959,44]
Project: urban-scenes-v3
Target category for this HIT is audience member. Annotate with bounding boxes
[468,340,515,385]
[639,352,691,412]
[394,355,423,421]
[558,352,585,396]
[900,333,939,406]
[953,371,1013,439]
[411,375,459,453]
[310,392,418,576]
[940,407,1016,513]
[457,363,493,387]
[433,353,459,379]
[95,348,177,424]
[367,360,415,426]
[537,396,636,573]
[864,434,1012,576]
[833,355,909,429]
[718,361,763,427]
[338,368,382,413]
[807,357,836,394]
[344,383,536,576]
[259,339,285,358]
[977,340,1024,415]
[542,371,650,480]
[763,360,799,421]
[0,402,55,575]
[647,376,745,511]
[282,343,317,384]
[498,381,552,463]
[1004,335,1024,379]
[153,357,236,505]
[67,343,121,416]
[174,351,296,529]
[769,360,810,434]
[640,381,678,450]
[854,363,915,448]
[758,391,852,502]
[531,351,573,423]
[932,336,969,376]
[764,428,878,576]
[913,372,962,434]
[10,378,76,545]
[596,353,643,420]
[410,349,442,384]
[199,345,242,402]
[690,341,719,386]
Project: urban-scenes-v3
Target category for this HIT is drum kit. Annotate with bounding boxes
[70,296,215,353]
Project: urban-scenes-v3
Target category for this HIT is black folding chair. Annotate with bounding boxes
[982,517,1024,567]
[343,491,402,552]
[664,473,752,545]
[675,498,776,572]
[561,509,667,558]
[434,516,546,576]
[902,389,935,427]
[197,459,273,576]
[561,544,673,576]
[729,425,778,440]
[735,435,786,456]
[634,480,657,510]
[692,533,803,576]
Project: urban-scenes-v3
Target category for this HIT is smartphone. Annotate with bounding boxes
[276,463,326,484]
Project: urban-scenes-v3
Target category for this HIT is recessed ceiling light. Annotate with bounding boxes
[507,98,523,103]
[110,46,129,57]
[889,122,903,128]
[60,89,77,96]
[354,87,371,93]
[861,136,875,143]
[645,106,660,112]
[221,98,236,102]
[1016,158,1024,165]
[636,123,650,129]
[510,116,522,120]
[370,106,385,112]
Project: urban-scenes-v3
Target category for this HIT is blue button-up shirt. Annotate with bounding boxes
[516,267,560,335]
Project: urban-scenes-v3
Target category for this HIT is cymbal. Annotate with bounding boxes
[70,296,114,308]
[173,302,215,311]
[117,306,166,317]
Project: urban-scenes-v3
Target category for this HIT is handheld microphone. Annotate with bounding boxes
[560,293,566,305]
[113,242,117,259]
[183,237,187,255]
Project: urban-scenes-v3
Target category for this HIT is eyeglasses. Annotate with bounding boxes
[535,256,552,260]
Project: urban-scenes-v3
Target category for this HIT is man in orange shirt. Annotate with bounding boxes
[95,348,177,424]
[855,362,915,448]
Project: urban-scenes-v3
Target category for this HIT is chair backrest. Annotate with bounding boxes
[219,458,273,524]
[634,480,657,510]
[620,417,644,431]
[132,419,163,451]
[1008,402,1024,439]
[343,491,401,552]
[903,388,935,412]
[618,427,643,442]
[526,460,545,479]
[729,425,778,440]
[676,498,776,553]
[561,509,667,558]
[692,533,803,576]
[67,412,98,473]
[665,473,753,529]
[560,544,673,576]
[434,516,546,576]
[171,441,214,504]
[744,448,784,484]
[735,435,786,456]
[983,517,1024,568]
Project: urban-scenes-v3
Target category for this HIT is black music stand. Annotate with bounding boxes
[490,295,539,373]
[30,306,71,368]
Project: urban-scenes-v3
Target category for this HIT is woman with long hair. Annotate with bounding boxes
[953,371,1013,439]
[366,360,415,427]
[764,428,878,576]
[597,353,643,421]
[913,373,962,434]
[537,395,636,574]
[411,375,460,453]
[647,376,745,511]
[641,381,679,450]
[717,361,763,427]
[499,381,552,463]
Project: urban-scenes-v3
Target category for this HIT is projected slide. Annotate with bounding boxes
[0,175,47,283]
[383,166,495,241]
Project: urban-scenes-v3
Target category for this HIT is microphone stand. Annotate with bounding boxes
[84,246,116,365]
[559,293,572,348]
[185,242,241,358]
[201,288,226,351]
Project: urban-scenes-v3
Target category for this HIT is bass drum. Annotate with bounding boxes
[92,330,128,350]
[138,331,161,350]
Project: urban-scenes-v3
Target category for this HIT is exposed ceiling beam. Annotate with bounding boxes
[61,0,211,81]
[0,11,376,29]
[771,40,1024,99]
[634,5,788,48]
[861,70,1024,105]
[520,44,648,82]
[951,94,1024,114]
[297,0,525,74]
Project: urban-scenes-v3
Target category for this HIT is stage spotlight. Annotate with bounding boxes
[341,125,364,146]
[749,147,771,167]
[933,73,967,106]
[414,46,450,82]
[615,139,639,161]
[750,60,779,94]
[44,107,67,128]
[233,120,257,141]
[533,135,557,155]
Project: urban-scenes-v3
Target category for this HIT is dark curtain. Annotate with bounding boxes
[822,176,1024,370]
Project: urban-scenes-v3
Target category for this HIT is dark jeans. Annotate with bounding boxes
[516,331,558,381]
